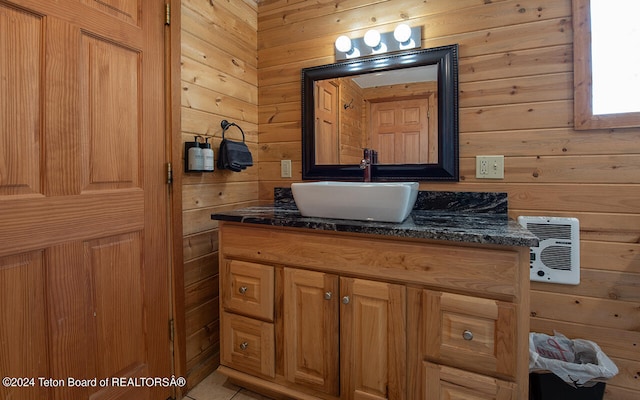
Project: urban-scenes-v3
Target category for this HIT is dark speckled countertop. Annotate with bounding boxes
[211,188,539,247]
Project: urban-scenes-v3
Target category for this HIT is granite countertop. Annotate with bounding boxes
[211,189,539,247]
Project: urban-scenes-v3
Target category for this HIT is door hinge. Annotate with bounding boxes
[165,3,171,25]
[166,162,173,185]
[169,319,175,341]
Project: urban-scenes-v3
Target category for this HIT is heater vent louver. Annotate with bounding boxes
[527,223,572,240]
[518,216,580,285]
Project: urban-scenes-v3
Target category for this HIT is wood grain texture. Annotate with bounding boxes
[173,0,640,395]
[220,223,523,300]
[1,2,171,399]
[217,223,528,400]
[283,268,339,395]
[180,0,259,385]
[254,1,640,396]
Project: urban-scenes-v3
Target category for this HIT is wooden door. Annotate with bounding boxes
[314,80,340,164]
[370,96,437,164]
[340,278,406,400]
[283,268,339,395]
[0,1,171,400]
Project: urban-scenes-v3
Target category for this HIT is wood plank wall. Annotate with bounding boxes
[180,0,259,390]
[256,0,640,399]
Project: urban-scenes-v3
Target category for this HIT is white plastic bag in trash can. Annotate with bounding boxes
[529,331,618,388]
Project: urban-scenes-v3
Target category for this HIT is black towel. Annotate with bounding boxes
[217,120,253,172]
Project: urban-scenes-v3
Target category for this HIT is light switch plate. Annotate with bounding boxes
[281,160,292,178]
[476,155,504,179]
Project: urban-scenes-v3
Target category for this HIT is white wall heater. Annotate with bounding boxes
[517,216,580,285]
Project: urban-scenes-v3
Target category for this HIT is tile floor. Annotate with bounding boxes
[184,371,272,400]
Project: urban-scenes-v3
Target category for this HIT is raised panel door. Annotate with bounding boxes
[283,268,339,395]
[0,1,170,399]
[340,277,406,400]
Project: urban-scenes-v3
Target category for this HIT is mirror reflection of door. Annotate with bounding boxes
[314,80,339,164]
[369,94,438,164]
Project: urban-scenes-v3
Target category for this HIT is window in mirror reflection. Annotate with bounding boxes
[590,0,640,115]
[314,65,438,165]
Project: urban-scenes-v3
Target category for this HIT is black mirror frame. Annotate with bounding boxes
[301,44,459,181]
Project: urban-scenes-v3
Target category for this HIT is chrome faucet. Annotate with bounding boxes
[359,148,377,182]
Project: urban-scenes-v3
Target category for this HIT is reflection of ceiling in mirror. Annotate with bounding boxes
[351,65,438,88]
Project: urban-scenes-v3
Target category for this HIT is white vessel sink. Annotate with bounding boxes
[291,181,419,223]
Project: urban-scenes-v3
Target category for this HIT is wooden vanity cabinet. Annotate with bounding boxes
[217,222,530,400]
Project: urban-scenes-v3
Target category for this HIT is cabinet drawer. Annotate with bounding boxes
[423,361,517,400]
[221,311,275,378]
[424,290,516,379]
[222,260,274,321]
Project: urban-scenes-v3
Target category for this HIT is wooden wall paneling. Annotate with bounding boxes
[256,0,640,397]
[532,269,640,302]
[183,182,260,211]
[581,241,640,273]
[460,128,640,158]
[182,30,257,87]
[182,81,258,125]
[182,57,258,105]
[460,155,640,184]
[258,121,301,143]
[181,0,259,388]
[182,4,256,69]
[460,72,573,107]
[260,0,570,50]
[530,291,639,331]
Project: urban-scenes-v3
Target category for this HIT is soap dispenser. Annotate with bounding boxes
[187,136,204,172]
[201,137,214,172]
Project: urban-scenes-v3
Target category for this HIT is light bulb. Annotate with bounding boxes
[335,35,353,53]
[364,29,381,48]
[394,24,412,44]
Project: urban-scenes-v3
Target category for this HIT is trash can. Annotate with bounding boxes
[530,372,605,400]
[528,332,618,400]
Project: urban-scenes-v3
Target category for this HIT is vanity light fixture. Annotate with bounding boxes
[334,24,422,61]
[394,23,413,46]
[363,29,381,49]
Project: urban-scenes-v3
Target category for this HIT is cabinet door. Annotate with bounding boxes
[424,290,516,379]
[341,278,406,400]
[423,361,516,400]
[283,268,339,395]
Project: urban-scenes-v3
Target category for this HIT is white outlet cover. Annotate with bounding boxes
[476,155,504,179]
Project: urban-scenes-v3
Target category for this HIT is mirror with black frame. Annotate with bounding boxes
[301,44,459,181]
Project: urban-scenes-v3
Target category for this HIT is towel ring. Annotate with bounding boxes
[220,119,246,142]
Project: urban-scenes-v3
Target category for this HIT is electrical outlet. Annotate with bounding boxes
[476,155,504,179]
[280,160,292,178]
